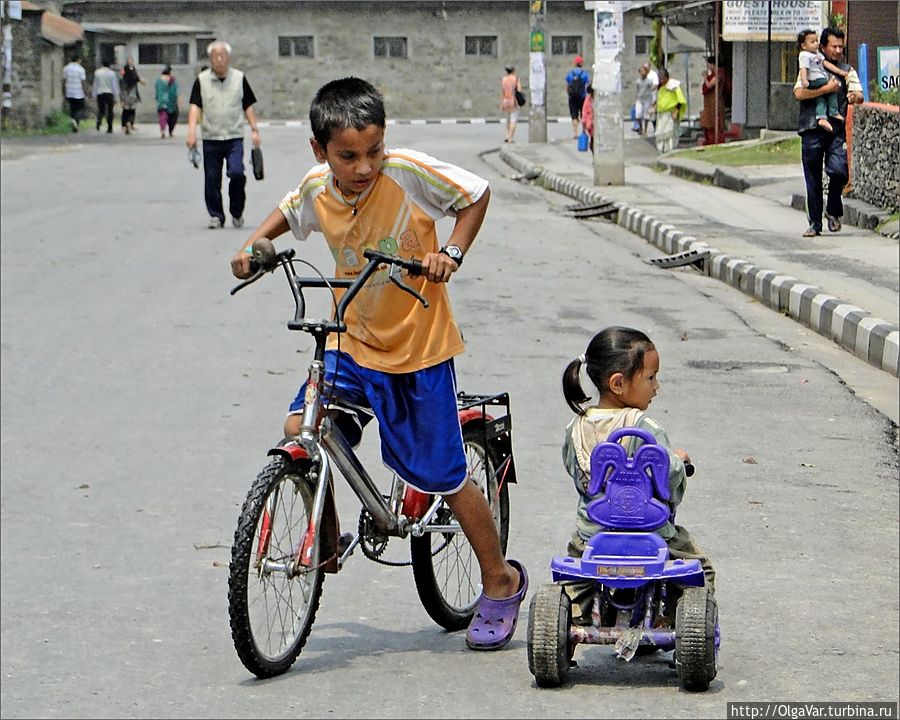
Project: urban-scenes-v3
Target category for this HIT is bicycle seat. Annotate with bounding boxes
[585,427,671,531]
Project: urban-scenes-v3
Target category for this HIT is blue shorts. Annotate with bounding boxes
[288,350,467,495]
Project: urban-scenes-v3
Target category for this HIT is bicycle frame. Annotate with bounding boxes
[249,246,514,575]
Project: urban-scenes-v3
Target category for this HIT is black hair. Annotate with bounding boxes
[309,77,386,149]
[562,327,655,415]
[101,59,111,68]
[797,29,817,49]
[820,26,845,50]
[706,55,716,64]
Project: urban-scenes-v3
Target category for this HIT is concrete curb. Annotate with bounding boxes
[500,146,899,377]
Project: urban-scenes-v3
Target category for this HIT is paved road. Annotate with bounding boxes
[1,123,897,719]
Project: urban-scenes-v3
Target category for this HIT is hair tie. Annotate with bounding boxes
[578,353,587,364]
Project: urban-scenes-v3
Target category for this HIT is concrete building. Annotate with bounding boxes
[61,0,603,122]
[1,0,83,129]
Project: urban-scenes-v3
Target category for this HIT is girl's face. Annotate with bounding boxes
[311,124,385,196]
[615,348,660,411]
[801,34,819,53]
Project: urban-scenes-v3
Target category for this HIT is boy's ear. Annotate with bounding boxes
[310,137,327,164]
[608,373,625,396]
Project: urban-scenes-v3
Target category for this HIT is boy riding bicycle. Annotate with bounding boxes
[230,76,527,651]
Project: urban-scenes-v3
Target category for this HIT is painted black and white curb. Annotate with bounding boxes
[501,146,899,378]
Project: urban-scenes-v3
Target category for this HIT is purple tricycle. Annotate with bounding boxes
[526,427,719,691]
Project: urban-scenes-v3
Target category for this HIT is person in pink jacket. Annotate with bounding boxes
[581,85,595,153]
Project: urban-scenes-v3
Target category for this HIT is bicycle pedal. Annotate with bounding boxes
[338,532,354,556]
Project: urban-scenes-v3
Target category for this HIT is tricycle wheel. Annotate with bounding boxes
[527,584,572,687]
[674,586,718,691]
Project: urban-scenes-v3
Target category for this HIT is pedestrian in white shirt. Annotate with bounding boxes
[62,56,86,132]
[91,60,120,134]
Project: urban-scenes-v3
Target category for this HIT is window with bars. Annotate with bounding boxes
[634,35,653,55]
[551,35,581,56]
[278,36,314,58]
[196,38,214,61]
[374,36,408,59]
[138,43,189,65]
[465,35,497,57]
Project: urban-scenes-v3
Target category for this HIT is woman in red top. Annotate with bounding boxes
[581,85,595,153]
[500,66,522,144]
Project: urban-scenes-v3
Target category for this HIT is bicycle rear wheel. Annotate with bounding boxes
[228,458,324,677]
[410,423,510,630]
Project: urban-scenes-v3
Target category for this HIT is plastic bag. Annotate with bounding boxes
[577,131,590,152]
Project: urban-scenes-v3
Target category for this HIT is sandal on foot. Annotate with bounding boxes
[465,559,528,650]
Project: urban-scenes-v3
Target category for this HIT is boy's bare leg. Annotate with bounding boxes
[443,481,520,599]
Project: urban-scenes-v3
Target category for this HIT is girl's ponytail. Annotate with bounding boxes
[562,355,590,415]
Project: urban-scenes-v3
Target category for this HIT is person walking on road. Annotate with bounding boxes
[653,68,686,154]
[155,65,179,138]
[91,60,119,134]
[793,27,863,237]
[119,58,145,135]
[186,40,261,229]
[634,63,657,137]
[499,65,522,144]
[62,56,86,133]
[565,55,590,140]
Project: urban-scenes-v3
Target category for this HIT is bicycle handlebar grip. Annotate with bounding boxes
[251,237,278,270]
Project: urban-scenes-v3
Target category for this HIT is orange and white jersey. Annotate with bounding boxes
[279,148,489,373]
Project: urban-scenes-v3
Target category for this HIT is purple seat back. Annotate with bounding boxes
[585,427,672,531]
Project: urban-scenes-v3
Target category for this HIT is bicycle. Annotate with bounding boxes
[226,238,518,678]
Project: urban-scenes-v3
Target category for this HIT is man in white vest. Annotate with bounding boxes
[186,41,261,229]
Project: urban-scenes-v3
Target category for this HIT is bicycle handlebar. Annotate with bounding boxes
[230,238,428,333]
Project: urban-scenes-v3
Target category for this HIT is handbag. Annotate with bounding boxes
[514,88,526,107]
[251,146,264,181]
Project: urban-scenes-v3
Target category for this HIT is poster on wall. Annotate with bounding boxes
[877,46,899,95]
[722,0,826,42]
[529,52,545,107]
[593,1,623,96]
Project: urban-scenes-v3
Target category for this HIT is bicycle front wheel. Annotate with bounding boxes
[228,458,324,677]
[410,423,510,630]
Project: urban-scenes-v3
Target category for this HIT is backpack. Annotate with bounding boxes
[568,71,586,98]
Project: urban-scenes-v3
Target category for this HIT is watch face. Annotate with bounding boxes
[445,246,462,260]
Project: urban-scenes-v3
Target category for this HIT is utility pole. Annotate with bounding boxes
[590,0,625,185]
[528,0,547,143]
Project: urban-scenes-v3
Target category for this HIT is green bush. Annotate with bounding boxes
[868,79,899,107]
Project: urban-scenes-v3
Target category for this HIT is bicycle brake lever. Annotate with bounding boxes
[388,266,429,308]
[229,267,266,296]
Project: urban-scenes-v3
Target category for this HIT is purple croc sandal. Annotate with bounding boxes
[466,559,529,650]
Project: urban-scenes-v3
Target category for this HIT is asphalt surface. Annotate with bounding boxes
[499,133,899,379]
[1,122,898,719]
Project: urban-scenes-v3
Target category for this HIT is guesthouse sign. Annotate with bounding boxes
[722,0,827,42]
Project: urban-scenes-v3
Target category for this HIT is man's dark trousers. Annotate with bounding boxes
[95,93,114,132]
[801,128,847,233]
[202,138,246,224]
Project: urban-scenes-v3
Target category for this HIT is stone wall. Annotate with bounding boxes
[63,0,599,122]
[851,103,899,213]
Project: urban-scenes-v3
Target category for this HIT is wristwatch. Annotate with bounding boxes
[440,245,464,267]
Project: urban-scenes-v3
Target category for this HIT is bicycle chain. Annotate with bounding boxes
[357,505,412,567]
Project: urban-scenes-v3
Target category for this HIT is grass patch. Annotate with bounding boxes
[0,110,91,138]
[670,137,801,166]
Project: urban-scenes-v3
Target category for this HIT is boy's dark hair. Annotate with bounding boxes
[820,26,845,49]
[797,29,817,49]
[562,327,655,415]
[309,77,386,148]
